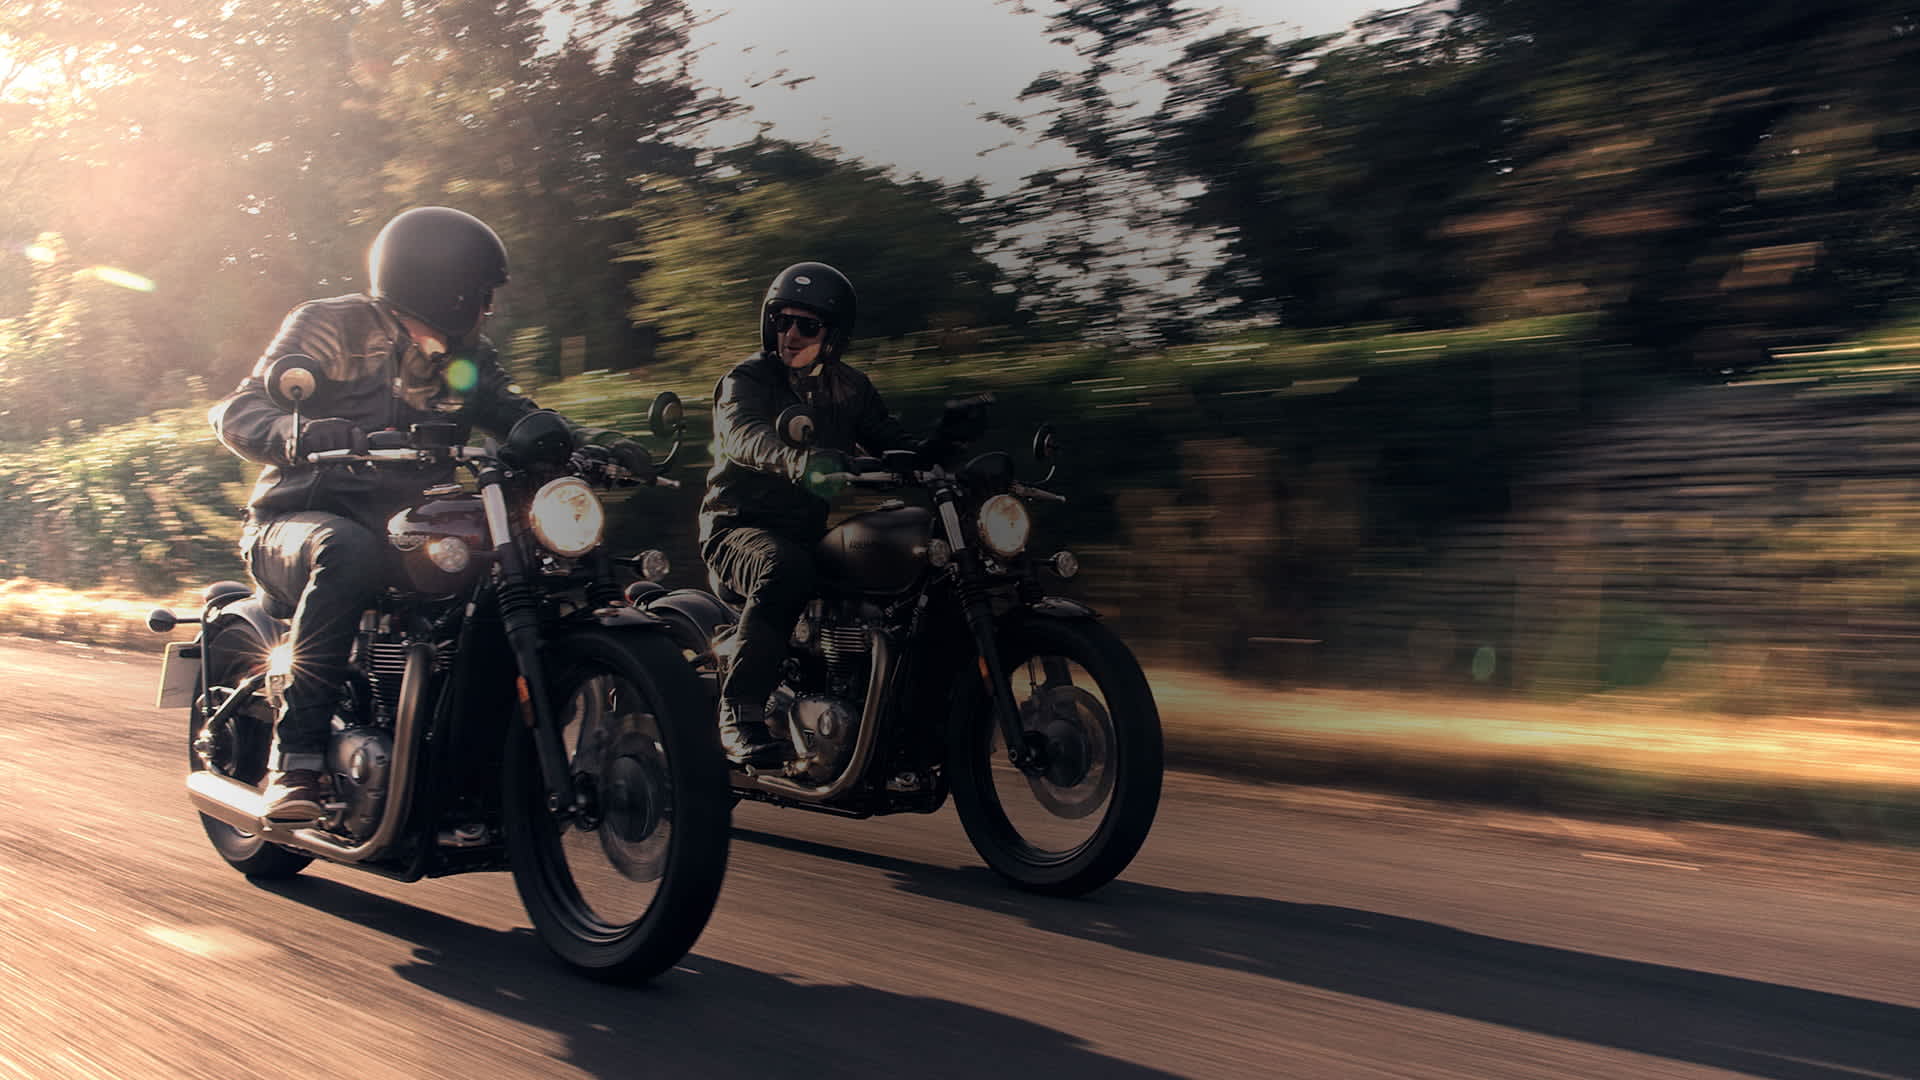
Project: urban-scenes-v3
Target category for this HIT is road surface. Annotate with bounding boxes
[1,636,1917,1079]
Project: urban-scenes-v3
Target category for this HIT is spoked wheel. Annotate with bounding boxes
[187,618,312,879]
[503,631,730,983]
[950,615,1163,897]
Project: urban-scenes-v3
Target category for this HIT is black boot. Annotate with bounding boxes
[719,700,790,769]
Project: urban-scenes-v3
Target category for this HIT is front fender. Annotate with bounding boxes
[587,606,682,634]
[1024,595,1099,620]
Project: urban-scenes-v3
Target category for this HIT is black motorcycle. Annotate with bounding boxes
[637,397,1162,897]
[148,355,730,982]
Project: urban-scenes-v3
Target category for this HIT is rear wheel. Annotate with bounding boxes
[187,617,312,879]
[503,630,731,983]
[950,615,1162,897]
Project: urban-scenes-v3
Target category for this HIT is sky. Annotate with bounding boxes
[681,0,1398,192]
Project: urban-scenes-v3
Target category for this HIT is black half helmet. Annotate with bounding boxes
[761,261,856,361]
[369,206,509,346]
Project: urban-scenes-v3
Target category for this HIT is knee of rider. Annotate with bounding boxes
[312,526,383,581]
[765,552,817,598]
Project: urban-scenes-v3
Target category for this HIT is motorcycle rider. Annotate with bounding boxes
[209,206,653,824]
[701,261,986,767]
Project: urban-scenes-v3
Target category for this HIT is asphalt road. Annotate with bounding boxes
[2,636,1918,1080]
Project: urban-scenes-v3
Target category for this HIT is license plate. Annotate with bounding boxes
[155,641,200,708]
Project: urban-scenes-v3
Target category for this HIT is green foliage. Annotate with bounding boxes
[0,0,732,415]
[0,405,247,591]
[1008,0,1920,370]
[0,234,146,441]
[622,140,1026,366]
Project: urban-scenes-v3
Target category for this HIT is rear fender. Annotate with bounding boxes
[639,589,735,658]
[201,593,284,656]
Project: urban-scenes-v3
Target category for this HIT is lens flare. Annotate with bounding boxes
[85,266,156,292]
[446,357,479,393]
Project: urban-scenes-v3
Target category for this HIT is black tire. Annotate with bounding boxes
[503,629,731,983]
[187,618,313,880]
[949,615,1162,897]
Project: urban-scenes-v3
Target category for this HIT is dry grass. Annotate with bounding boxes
[0,579,197,652]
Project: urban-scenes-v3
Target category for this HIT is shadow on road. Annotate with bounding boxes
[255,875,1177,1080]
[735,828,1920,1080]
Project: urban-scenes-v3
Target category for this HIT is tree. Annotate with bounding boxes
[625,139,1026,365]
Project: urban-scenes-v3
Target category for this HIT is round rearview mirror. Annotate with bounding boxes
[265,353,324,411]
[505,409,576,466]
[648,391,685,439]
[1032,423,1058,462]
[776,404,818,449]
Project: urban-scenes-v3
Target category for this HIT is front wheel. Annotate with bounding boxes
[949,615,1163,897]
[502,630,731,982]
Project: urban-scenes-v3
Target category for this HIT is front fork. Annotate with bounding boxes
[480,471,581,818]
[937,490,1039,774]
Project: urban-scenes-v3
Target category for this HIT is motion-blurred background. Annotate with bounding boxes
[9,0,1920,716]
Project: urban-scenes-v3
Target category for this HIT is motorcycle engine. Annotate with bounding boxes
[327,727,393,840]
[770,693,862,784]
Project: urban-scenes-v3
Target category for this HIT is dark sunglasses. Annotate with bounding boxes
[770,313,826,337]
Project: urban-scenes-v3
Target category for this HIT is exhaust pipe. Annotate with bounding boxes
[187,643,433,862]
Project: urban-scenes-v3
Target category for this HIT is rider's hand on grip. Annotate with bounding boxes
[800,449,850,499]
[935,395,992,446]
[296,417,367,458]
[606,438,656,485]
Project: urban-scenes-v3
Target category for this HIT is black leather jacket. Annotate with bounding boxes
[210,294,608,534]
[700,350,922,544]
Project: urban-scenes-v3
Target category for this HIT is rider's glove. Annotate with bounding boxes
[920,394,992,465]
[294,417,367,459]
[799,449,849,499]
[604,438,656,484]
[934,395,992,445]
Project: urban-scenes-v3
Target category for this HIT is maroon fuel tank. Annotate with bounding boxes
[386,494,490,595]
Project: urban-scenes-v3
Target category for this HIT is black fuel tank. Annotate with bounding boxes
[816,505,933,595]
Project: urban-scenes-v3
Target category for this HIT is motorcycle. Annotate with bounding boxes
[635,396,1162,897]
[148,354,731,982]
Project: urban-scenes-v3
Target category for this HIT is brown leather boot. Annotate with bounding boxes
[261,768,328,824]
[718,701,791,769]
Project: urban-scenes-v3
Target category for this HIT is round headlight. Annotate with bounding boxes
[638,549,671,583]
[529,476,605,558]
[977,494,1031,559]
[426,536,472,574]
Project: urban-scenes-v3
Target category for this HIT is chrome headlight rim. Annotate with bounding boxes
[977,493,1032,559]
[529,476,606,558]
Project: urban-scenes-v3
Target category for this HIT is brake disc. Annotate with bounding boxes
[1017,683,1115,820]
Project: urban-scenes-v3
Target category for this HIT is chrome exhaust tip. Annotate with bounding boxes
[186,769,270,834]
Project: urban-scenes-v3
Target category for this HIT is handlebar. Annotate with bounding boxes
[821,470,1067,504]
[305,445,679,489]
[306,447,483,465]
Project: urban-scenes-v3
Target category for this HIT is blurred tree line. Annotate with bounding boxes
[1002,0,1920,366]
[9,0,1920,442]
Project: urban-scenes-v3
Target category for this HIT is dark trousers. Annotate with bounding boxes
[243,511,389,769]
[703,526,819,708]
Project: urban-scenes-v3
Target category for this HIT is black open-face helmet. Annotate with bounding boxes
[369,206,509,346]
[761,261,856,361]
